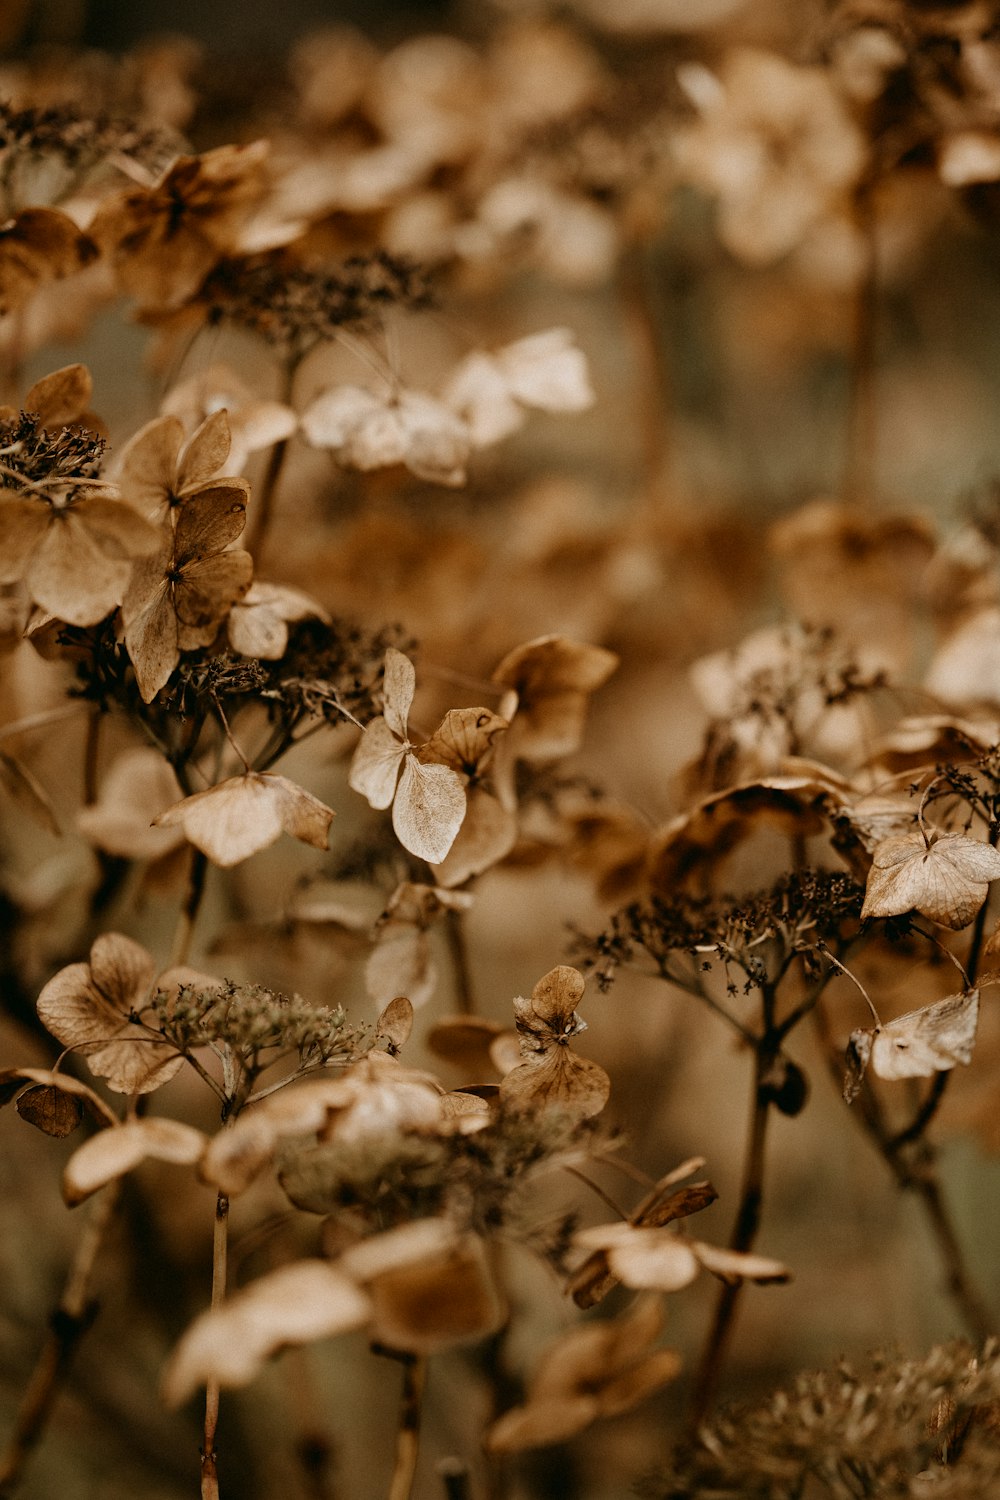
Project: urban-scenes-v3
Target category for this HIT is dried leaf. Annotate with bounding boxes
[63,1118,206,1205]
[861,831,1000,929]
[162,1260,371,1407]
[0,1067,118,1127]
[15,1085,84,1137]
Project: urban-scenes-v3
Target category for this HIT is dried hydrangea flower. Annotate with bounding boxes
[844,990,980,1104]
[861,829,1000,929]
[0,367,158,625]
[442,327,594,449]
[348,647,468,864]
[90,140,271,307]
[122,480,253,701]
[500,965,610,1122]
[486,1296,679,1453]
[36,932,194,1095]
[301,382,471,487]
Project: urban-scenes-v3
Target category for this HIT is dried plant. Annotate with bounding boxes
[1,6,1000,1500]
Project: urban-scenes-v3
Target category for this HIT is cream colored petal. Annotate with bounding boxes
[154,773,333,867]
[382,647,415,738]
[63,1118,205,1206]
[869,990,979,1082]
[348,716,403,810]
[496,328,594,412]
[89,930,157,1007]
[441,352,523,448]
[162,1261,372,1407]
[393,755,466,864]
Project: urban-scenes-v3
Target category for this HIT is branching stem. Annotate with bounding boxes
[687,1040,774,1430]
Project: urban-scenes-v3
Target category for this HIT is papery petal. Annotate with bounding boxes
[393,755,466,864]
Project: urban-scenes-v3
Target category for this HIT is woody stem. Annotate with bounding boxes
[247,361,296,565]
[445,908,476,1015]
[0,1181,122,1493]
[200,1192,230,1500]
[387,1353,426,1500]
[172,850,209,966]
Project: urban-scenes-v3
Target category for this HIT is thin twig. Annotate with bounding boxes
[171,850,209,966]
[687,1043,774,1430]
[446,908,476,1016]
[0,1181,122,1492]
[200,1191,230,1500]
[387,1353,427,1500]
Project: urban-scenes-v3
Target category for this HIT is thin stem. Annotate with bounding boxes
[620,239,673,520]
[446,908,476,1016]
[387,1354,427,1500]
[82,707,102,806]
[201,1192,230,1500]
[844,183,878,505]
[247,360,297,564]
[561,1165,627,1219]
[0,1181,121,1491]
[172,850,209,966]
[687,1044,774,1430]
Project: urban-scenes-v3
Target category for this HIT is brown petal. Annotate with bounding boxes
[0,1067,118,1127]
[174,550,253,640]
[177,409,232,490]
[124,581,180,702]
[430,786,517,888]
[74,494,161,557]
[174,480,250,559]
[500,1048,609,1121]
[24,364,92,428]
[118,414,185,517]
[16,1084,84,1137]
[418,707,509,774]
